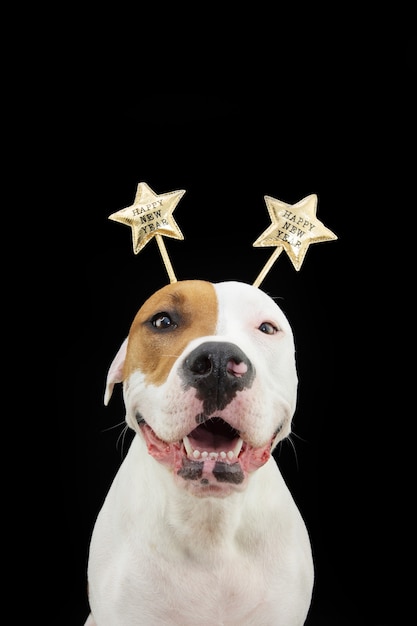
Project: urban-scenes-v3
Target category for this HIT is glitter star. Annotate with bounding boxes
[253,194,338,273]
[108,182,186,255]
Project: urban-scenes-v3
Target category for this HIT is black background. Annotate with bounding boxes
[56,89,407,625]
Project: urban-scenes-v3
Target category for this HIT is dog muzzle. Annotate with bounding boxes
[135,341,277,496]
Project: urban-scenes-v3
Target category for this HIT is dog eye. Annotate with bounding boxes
[258,322,278,335]
[151,313,177,330]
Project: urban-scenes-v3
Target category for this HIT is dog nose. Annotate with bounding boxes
[182,341,255,412]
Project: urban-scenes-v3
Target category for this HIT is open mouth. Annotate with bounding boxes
[182,417,244,461]
[137,413,272,481]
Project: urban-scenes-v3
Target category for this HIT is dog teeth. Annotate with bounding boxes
[183,435,193,456]
[182,436,244,461]
[233,437,243,457]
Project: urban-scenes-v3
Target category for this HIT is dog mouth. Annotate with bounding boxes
[137,414,272,490]
[182,418,244,461]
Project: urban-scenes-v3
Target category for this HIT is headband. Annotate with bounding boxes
[108,182,337,287]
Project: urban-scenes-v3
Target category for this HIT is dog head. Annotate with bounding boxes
[105,280,298,497]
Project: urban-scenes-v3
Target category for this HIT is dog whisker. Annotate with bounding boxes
[101,420,126,433]
[100,420,132,459]
[290,429,308,444]
[286,434,299,471]
[116,424,133,459]
[274,434,299,470]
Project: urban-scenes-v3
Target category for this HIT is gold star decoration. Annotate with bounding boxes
[108,182,186,283]
[252,193,338,286]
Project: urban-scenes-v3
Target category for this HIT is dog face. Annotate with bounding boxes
[105,280,298,497]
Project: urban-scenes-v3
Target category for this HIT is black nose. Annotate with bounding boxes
[182,341,255,413]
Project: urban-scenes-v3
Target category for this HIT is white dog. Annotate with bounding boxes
[84,280,314,625]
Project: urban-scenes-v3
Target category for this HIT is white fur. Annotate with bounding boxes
[85,281,314,625]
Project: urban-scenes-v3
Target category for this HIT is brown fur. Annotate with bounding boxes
[123,280,218,386]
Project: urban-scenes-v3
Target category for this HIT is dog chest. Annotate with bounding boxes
[88,544,310,626]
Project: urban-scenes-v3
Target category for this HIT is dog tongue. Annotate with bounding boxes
[187,426,238,453]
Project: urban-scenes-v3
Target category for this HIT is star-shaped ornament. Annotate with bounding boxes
[253,194,337,284]
[109,182,186,255]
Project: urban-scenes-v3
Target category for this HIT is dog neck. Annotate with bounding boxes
[168,488,243,546]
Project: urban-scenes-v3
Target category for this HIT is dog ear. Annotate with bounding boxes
[104,337,128,406]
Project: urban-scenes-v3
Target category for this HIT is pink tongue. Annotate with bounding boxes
[188,427,238,453]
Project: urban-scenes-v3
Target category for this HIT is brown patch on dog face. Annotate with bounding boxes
[123,280,218,386]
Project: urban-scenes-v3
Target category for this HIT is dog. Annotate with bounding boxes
[84,279,314,625]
